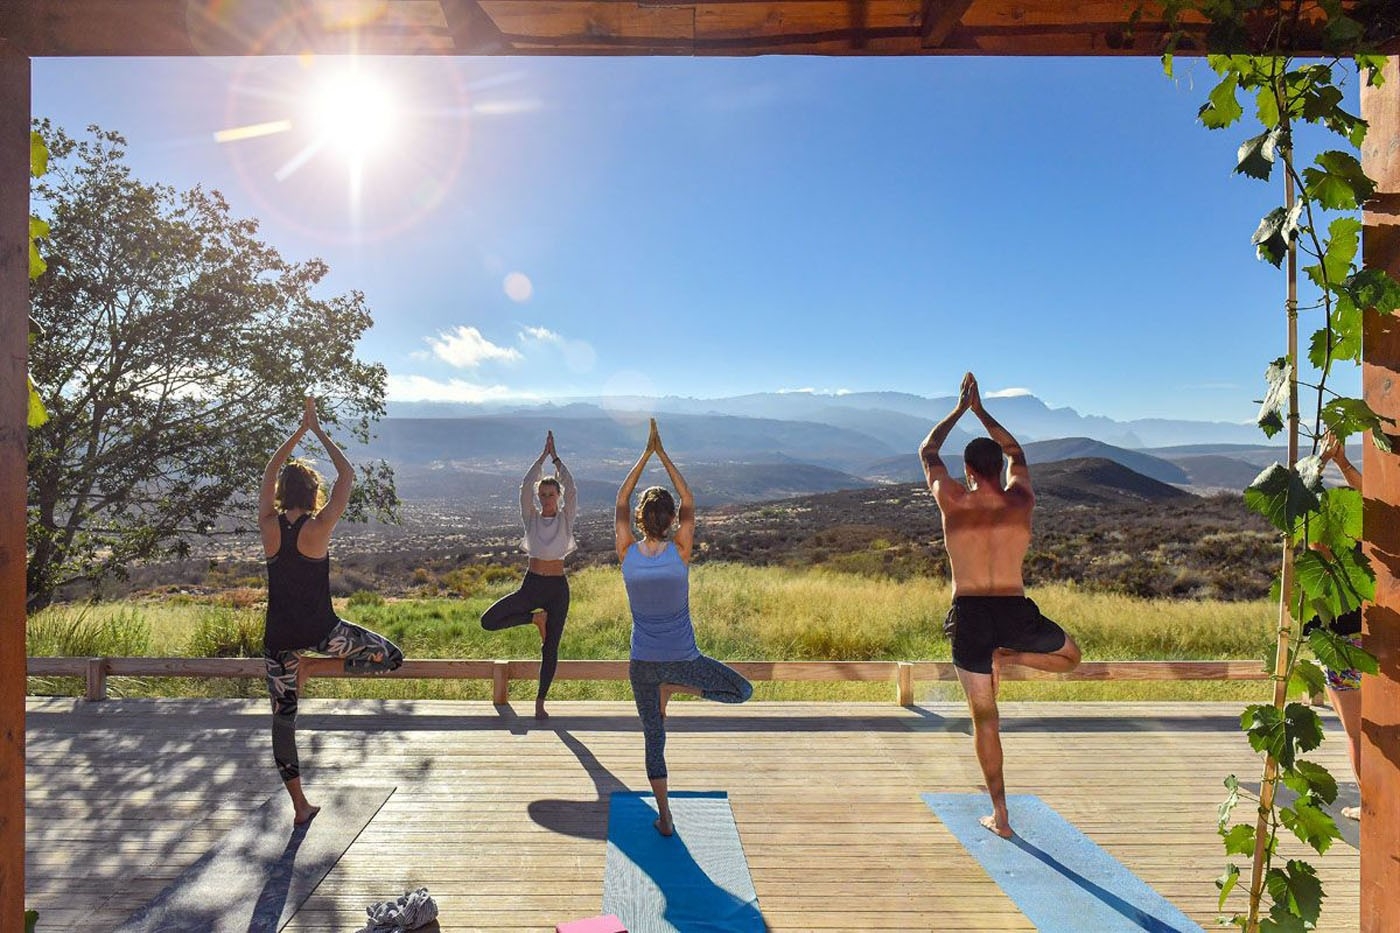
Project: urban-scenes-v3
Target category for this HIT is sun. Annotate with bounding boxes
[306,68,398,164]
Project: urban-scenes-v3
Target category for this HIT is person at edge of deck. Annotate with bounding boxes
[1307,430,1365,821]
[480,430,577,720]
[616,418,753,837]
[259,397,404,826]
[919,372,1082,839]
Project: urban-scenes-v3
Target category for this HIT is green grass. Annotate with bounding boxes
[26,563,1279,702]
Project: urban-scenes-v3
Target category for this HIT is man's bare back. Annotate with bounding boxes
[918,372,1080,839]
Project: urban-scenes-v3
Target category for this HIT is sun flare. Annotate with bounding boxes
[307,69,398,164]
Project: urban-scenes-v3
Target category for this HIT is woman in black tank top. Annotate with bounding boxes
[259,398,404,825]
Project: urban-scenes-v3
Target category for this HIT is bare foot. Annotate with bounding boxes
[654,815,674,837]
[1342,805,1361,821]
[294,803,321,826]
[535,699,549,720]
[979,814,1013,839]
[531,610,547,641]
[660,685,673,721]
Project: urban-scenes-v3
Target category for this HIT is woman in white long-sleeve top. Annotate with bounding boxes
[481,430,577,719]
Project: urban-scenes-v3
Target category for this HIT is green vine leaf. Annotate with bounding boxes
[1284,760,1339,806]
[1309,627,1380,677]
[1308,298,1363,370]
[1218,773,1242,828]
[1220,822,1256,856]
[1303,150,1376,210]
[1304,216,1360,292]
[1252,202,1303,267]
[1240,703,1324,770]
[1320,397,1395,452]
[30,129,46,177]
[1297,548,1371,625]
[1264,860,1324,926]
[1280,801,1341,855]
[1245,463,1320,532]
[1345,267,1400,314]
[1289,658,1328,699]
[1256,358,1291,437]
[1357,53,1388,87]
[1236,127,1286,180]
[1217,863,1242,911]
[1201,72,1244,129]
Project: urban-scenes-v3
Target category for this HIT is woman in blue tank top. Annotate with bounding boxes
[616,419,752,837]
[259,397,404,825]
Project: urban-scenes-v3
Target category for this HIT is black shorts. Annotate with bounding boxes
[943,596,1068,675]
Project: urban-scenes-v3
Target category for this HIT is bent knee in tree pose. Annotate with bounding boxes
[259,397,404,826]
[616,418,753,837]
[480,430,577,719]
[919,372,1081,840]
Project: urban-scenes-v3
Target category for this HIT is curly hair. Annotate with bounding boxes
[275,459,326,513]
[635,486,676,539]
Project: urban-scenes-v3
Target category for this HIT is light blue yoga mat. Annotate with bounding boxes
[602,791,764,933]
[922,793,1204,933]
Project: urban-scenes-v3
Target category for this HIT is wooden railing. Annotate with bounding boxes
[26,656,1272,706]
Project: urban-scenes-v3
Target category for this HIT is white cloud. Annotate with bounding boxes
[387,373,528,403]
[986,387,1034,398]
[429,326,522,369]
[520,325,561,343]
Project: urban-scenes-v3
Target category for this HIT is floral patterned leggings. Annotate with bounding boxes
[264,619,404,782]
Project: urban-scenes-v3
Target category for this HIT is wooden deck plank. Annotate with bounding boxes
[23,699,1360,932]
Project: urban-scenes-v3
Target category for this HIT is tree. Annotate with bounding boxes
[27,122,398,610]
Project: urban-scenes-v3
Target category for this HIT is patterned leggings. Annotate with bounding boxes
[265,619,404,782]
[629,656,753,780]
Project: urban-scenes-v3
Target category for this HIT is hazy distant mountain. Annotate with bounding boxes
[386,389,1262,448]
[862,437,1190,486]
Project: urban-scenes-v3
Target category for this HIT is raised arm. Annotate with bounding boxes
[304,398,355,529]
[615,434,653,562]
[968,376,1031,493]
[1322,430,1363,492]
[555,458,578,523]
[920,373,972,492]
[258,407,310,555]
[522,435,550,520]
[650,419,696,562]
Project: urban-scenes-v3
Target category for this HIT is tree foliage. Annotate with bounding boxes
[26,122,397,610]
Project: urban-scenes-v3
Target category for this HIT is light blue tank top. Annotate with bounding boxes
[622,541,700,662]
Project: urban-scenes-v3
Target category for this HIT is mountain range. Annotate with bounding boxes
[339,390,1322,518]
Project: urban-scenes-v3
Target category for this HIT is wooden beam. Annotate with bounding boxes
[0,36,28,933]
[1359,54,1400,933]
[438,0,514,53]
[920,0,973,47]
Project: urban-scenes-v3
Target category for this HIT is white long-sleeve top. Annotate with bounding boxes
[520,455,577,559]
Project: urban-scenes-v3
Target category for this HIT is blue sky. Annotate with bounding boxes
[31,53,1362,423]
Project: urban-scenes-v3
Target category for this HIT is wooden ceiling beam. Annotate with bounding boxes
[920,0,973,48]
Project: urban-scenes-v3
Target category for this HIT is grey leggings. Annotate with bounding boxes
[630,656,753,780]
[265,619,404,782]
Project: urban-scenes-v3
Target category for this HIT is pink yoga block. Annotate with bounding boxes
[555,915,627,933]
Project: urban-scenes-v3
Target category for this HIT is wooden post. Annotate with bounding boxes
[83,658,106,702]
[0,36,29,933]
[896,661,914,706]
[1359,54,1400,933]
[492,660,509,705]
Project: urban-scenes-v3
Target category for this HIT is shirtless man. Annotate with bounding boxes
[920,372,1081,838]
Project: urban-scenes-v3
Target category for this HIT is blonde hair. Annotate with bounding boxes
[275,459,326,513]
[635,486,676,539]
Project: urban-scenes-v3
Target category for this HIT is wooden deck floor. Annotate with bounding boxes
[25,698,1362,932]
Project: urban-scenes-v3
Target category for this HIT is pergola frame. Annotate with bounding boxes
[1,2,1396,930]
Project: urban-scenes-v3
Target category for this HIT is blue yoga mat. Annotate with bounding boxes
[602,791,764,933]
[922,793,1204,933]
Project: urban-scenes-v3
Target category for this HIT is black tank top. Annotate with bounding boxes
[264,514,338,652]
